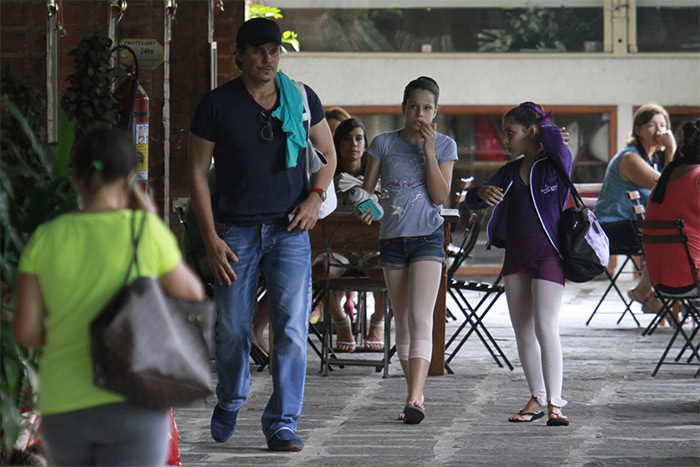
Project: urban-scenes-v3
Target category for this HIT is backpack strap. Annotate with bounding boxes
[292,80,311,137]
[551,159,584,209]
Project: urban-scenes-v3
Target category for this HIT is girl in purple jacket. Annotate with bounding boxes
[465,102,571,426]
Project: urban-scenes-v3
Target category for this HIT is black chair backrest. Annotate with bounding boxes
[632,219,700,297]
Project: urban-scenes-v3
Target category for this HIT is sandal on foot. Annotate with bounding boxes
[403,401,425,425]
[508,410,544,423]
[627,289,662,314]
[333,316,355,352]
[364,318,384,350]
[546,406,569,427]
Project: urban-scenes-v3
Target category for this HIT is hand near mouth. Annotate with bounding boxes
[420,121,437,143]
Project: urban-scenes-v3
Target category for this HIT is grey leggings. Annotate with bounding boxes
[41,402,169,466]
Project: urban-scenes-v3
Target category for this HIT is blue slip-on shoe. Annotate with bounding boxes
[210,405,238,443]
[266,429,304,452]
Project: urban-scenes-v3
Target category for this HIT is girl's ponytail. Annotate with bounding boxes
[651,119,700,204]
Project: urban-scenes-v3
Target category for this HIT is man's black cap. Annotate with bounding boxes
[236,18,282,48]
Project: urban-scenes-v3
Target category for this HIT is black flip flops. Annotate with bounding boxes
[508,410,545,423]
[403,403,426,424]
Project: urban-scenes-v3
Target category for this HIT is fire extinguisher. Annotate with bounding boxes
[113,46,149,185]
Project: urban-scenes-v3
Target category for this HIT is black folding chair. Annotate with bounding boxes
[445,177,475,322]
[586,191,645,327]
[632,219,700,378]
[444,212,513,374]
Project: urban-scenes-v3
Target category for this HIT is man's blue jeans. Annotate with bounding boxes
[213,220,311,438]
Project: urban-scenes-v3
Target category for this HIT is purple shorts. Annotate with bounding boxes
[503,232,565,285]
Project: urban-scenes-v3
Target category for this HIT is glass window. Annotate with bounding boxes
[636,4,700,52]
[263,2,604,53]
[346,108,611,208]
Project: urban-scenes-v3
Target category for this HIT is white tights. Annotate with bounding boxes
[383,261,443,362]
[504,273,567,407]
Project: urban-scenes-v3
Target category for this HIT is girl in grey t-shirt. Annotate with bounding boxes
[360,76,458,424]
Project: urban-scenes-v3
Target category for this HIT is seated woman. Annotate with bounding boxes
[644,119,700,294]
[311,117,386,351]
[594,102,676,313]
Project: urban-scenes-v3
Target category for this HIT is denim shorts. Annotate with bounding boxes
[379,227,445,269]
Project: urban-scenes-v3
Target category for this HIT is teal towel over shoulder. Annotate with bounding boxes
[272,71,306,168]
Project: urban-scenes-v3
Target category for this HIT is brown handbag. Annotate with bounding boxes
[90,210,215,408]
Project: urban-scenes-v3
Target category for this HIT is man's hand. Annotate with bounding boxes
[205,237,238,286]
[287,194,322,231]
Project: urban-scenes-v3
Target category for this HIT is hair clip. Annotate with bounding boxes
[91,160,104,172]
[519,102,552,126]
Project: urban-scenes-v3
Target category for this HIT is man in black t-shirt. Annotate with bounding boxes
[188,18,335,452]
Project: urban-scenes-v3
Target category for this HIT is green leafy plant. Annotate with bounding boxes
[60,33,120,136]
[249,2,300,52]
[1,65,77,462]
[478,7,602,52]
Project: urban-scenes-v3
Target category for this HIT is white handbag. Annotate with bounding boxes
[294,81,337,219]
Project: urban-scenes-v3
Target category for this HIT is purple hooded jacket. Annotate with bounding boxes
[465,122,572,256]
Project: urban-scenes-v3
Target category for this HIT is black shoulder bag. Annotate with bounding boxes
[553,163,611,283]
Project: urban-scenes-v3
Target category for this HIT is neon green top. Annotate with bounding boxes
[18,210,181,415]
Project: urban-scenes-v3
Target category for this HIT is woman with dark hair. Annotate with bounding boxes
[594,103,676,312]
[312,117,386,351]
[333,118,369,177]
[13,125,206,465]
[644,119,700,290]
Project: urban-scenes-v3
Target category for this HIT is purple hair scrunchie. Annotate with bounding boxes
[519,102,553,126]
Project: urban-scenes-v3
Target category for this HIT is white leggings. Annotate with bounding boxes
[384,261,443,362]
[504,273,567,407]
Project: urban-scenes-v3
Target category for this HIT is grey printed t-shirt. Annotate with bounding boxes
[367,130,458,240]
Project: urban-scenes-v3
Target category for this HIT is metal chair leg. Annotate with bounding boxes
[444,283,512,371]
[587,255,639,326]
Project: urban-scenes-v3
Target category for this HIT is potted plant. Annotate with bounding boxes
[1,66,77,465]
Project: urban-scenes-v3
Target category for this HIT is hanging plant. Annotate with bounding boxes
[61,33,120,136]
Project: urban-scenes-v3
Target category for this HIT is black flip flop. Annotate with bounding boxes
[546,413,570,426]
[403,404,425,424]
[508,410,544,423]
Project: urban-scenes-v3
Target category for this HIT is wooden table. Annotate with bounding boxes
[309,209,459,376]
